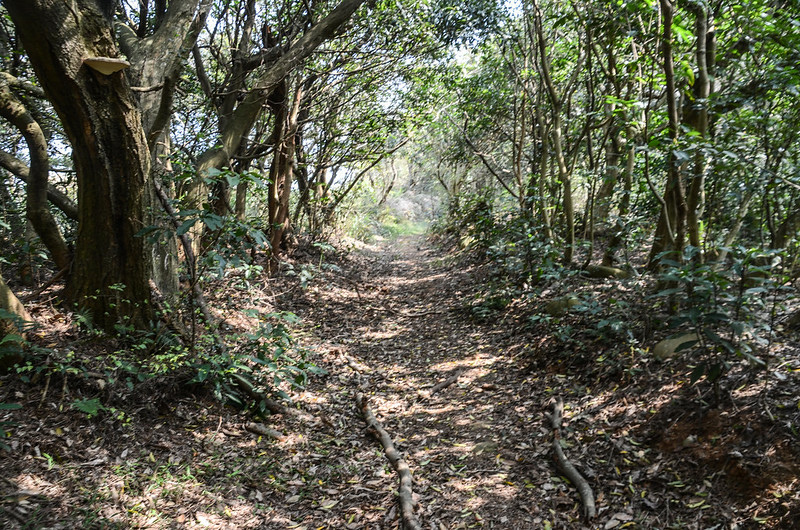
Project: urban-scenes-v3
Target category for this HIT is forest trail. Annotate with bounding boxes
[2,235,798,529]
[275,235,799,529]
[284,233,556,528]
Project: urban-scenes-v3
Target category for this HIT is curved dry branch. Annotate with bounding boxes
[357,393,421,530]
[545,397,596,520]
[418,370,461,401]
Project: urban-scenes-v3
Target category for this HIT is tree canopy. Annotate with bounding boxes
[0,0,799,526]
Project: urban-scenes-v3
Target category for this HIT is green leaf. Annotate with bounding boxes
[176,218,195,236]
[0,334,25,346]
[202,214,224,231]
[740,351,766,368]
[225,173,240,188]
[689,363,706,384]
[135,225,160,238]
[71,398,106,417]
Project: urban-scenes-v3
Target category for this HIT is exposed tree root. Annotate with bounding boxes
[545,397,596,520]
[357,393,422,530]
[342,353,373,374]
[20,266,68,302]
[397,309,442,318]
[428,371,461,396]
[342,353,389,381]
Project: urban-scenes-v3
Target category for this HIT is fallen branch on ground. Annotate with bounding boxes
[545,397,596,520]
[357,393,422,530]
[342,353,389,380]
[244,422,286,441]
[20,266,68,302]
[342,353,373,374]
[418,370,461,401]
[229,372,288,415]
[229,372,323,426]
[398,309,442,318]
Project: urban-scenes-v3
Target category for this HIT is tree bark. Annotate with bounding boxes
[684,4,714,260]
[120,0,211,298]
[648,0,687,269]
[0,150,79,221]
[184,0,366,253]
[269,81,304,256]
[195,0,367,172]
[603,127,636,266]
[0,272,33,370]
[0,273,33,331]
[534,95,554,241]
[7,0,154,330]
[531,0,583,263]
[594,126,622,231]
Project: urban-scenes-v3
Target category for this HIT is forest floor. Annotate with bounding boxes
[1,234,799,529]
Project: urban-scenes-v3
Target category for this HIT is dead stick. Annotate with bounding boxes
[229,373,321,425]
[343,354,372,374]
[545,397,596,520]
[427,371,461,397]
[357,393,422,530]
[229,372,289,415]
[244,422,286,441]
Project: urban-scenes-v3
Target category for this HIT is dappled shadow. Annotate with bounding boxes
[3,234,798,528]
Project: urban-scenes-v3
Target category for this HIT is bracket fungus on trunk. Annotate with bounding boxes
[83,56,130,75]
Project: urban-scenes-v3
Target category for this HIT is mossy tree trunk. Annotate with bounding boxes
[7,0,154,331]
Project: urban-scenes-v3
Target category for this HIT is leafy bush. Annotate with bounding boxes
[194,310,325,414]
[653,246,785,391]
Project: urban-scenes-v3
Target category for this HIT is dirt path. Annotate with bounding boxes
[278,234,799,529]
[282,235,577,528]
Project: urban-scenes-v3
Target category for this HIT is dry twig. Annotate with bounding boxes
[418,370,461,401]
[244,422,286,441]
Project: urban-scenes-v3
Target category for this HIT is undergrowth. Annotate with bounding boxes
[432,191,797,398]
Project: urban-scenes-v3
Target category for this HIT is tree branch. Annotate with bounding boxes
[545,398,596,520]
[0,150,78,221]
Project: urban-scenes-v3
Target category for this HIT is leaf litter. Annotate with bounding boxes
[0,234,798,528]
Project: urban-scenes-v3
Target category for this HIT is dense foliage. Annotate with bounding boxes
[0,0,798,404]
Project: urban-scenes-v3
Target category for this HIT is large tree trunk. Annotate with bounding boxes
[7,0,154,330]
[119,0,210,298]
[0,273,33,370]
